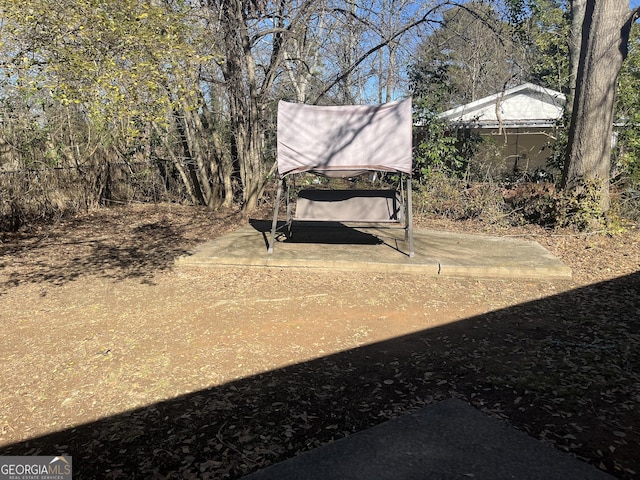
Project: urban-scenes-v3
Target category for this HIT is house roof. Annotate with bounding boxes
[439,83,566,129]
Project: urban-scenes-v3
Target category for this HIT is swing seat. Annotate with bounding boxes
[295,189,403,223]
[268,98,414,257]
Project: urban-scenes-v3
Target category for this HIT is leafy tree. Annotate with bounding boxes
[523,0,570,93]
[614,21,640,185]
[409,2,525,110]
[412,104,467,181]
[0,0,220,205]
[0,0,204,130]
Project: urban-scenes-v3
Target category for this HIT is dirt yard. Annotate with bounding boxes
[1,203,639,479]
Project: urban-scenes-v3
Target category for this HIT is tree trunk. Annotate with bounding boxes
[183,107,220,209]
[567,0,587,114]
[218,0,267,213]
[562,0,638,211]
[211,129,234,208]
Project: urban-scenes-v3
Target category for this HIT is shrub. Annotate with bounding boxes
[416,171,623,231]
[616,184,640,223]
[503,178,609,230]
[503,182,558,227]
[414,170,507,224]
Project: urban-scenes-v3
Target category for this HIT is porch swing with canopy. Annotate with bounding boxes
[268,97,415,257]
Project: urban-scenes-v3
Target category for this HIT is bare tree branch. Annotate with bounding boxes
[312,2,449,104]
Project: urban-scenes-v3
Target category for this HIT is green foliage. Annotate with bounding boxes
[519,0,570,93]
[412,97,483,183]
[0,0,211,135]
[413,112,462,181]
[615,22,640,186]
[409,2,522,109]
[504,0,531,26]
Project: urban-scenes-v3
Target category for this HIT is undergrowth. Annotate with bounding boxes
[415,171,635,232]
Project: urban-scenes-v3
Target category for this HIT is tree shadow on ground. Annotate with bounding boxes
[1,272,638,479]
[0,205,244,292]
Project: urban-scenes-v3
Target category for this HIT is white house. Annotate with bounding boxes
[439,83,566,175]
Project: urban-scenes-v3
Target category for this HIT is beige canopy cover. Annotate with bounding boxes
[277,97,412,176]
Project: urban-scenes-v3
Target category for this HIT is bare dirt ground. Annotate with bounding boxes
[0,203,639,479]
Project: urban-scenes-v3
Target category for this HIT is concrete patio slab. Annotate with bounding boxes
[175,221,571,280]
[241,398,613,480]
